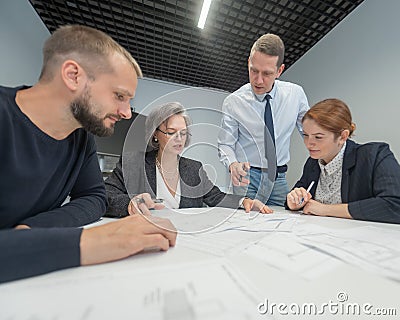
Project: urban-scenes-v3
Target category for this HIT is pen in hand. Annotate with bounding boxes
[238,163,248,183]
[299,181,315,205]
[135,197,164,204]
[134,197,164,212]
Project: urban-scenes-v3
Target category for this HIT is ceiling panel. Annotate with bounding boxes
[29,0,364,92]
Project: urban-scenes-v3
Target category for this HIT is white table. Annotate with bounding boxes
[1,207,399,319]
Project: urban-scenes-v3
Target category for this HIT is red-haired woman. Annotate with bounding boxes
[286,98,400,224]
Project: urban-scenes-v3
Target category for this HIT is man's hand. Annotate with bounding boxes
[80,214,177,266]
[242,198,273,214]
[229,162,250,186]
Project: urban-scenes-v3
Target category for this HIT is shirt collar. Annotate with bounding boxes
[318,141,346,175]
[252,81,277,102]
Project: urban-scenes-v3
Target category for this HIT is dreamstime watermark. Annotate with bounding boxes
[257,292,397,316]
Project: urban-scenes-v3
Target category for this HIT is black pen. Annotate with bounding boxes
[135,197,164,211]
[239,163,248,183]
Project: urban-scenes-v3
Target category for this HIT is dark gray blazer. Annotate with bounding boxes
[285,140,400,224]
[105,150,242,217]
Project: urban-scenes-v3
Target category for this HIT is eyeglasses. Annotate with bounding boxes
[156,128,191,139]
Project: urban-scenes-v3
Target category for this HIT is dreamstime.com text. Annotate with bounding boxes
[257,292,397,316]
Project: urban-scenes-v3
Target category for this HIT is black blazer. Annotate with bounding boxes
[105,150,242,217]
[286,140,400,224]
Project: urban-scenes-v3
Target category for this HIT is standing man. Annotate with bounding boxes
[0,25,141,229]
[218,33,309,207]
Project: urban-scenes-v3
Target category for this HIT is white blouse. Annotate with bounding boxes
[155,165,181,209]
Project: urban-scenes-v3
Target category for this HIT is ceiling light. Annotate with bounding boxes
[197,0,212,29]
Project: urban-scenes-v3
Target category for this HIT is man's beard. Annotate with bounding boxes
[70,88,117,137]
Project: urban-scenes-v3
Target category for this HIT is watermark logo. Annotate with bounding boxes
[257,292,397,316]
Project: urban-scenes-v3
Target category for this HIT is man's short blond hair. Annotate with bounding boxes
[250,33,285,68]
[40,25,142,81]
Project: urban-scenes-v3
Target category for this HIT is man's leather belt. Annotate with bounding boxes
[250,164,288,173]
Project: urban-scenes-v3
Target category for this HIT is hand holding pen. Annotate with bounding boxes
[286,181,315,210]
[128,193,165,215]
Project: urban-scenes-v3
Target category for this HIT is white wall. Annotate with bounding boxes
[0,0,49,86]
[281,0,400,187]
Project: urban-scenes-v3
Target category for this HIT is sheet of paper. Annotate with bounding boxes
[296,225,400,282]
[179,229,268,257]
[241,232,342,280]
[167,208,298,257]
[0,259,264,320]
[151,207,296,234]
[151,207,240,234]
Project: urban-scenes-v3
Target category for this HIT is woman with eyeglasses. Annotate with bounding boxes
[285,98,400,224]
[105,102,270,217]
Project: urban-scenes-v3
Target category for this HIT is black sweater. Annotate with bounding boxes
[0,85,106,228]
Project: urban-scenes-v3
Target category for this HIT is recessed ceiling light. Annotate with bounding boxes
[197,0,213,29]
